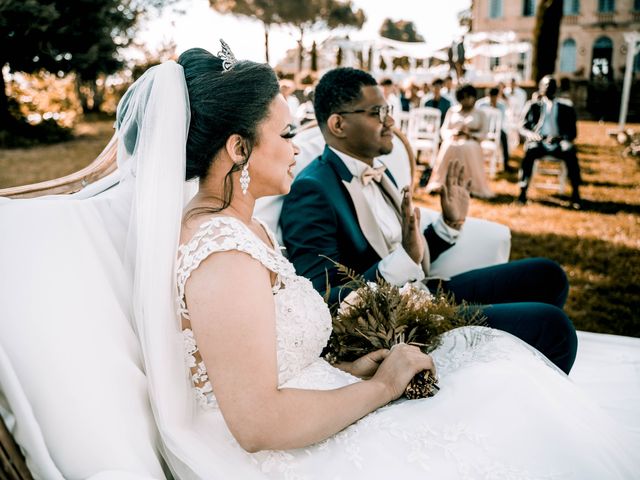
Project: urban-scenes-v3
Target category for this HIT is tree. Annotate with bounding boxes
[0,0,172,127]
[210,0,281,63]
[532,0,564,83]
[457,5,473,33]
[286,0,365,71]
[379,19,424,43]
[310,41,318,71]
[211,1,365,70]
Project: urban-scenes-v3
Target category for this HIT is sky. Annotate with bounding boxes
[138,0,472,65]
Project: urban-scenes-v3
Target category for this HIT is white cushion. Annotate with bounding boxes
[0,198,165,479]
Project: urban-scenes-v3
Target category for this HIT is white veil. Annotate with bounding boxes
[119,61,266,478]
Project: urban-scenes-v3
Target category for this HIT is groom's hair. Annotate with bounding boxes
[314,68,377,130]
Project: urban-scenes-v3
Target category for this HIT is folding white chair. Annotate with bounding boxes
[531,155,568,194]
[480,107,503,178]
[396,111,410,135]
[406,107,441,166]
[505,108,522,151]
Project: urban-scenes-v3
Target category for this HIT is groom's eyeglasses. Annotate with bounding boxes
[337,104,394,124]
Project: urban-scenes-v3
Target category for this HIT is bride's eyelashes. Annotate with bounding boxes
[281,124,297,139]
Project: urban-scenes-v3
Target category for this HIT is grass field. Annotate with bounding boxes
[1,118,639,336]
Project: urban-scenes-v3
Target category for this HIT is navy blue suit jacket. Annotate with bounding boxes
[521,98,577,141]
[280,146,453,306]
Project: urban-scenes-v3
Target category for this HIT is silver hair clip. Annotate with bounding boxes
[217,39,237,72]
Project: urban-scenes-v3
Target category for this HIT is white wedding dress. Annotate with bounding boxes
[176,216,638,480]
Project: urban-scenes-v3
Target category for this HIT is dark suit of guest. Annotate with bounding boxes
[281,146,578,373]
[423,95,451,126]
[519,97,582,202]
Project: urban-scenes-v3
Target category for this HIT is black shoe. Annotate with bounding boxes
[517,191,528,205]
[570,193,582,210]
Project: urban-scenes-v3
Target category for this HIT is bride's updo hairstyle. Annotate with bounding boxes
[178,47,279,197]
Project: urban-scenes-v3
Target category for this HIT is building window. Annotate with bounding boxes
[490,56,501,70]
[592,36,613,80]
[522,0,536,16]
[489,0,503,18]
[563,0,580,14]
[597,0,614,13]
[634,0,640,11]
[560,39,577,73]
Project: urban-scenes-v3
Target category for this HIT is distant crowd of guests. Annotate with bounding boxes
[279,72,582,209]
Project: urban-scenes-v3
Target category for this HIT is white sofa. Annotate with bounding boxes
[1,129,639,479]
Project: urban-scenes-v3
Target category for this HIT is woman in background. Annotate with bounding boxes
[425,84,495,199]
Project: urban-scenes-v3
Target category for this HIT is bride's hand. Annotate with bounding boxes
[371,343,436,401]
[337,349,390,379]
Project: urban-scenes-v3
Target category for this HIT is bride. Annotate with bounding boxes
[120,45,637,479]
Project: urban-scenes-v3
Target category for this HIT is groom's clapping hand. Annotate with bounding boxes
[440,161,470,230]
[401,186,424,265]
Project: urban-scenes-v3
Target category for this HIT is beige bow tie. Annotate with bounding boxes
[360,165,387,185]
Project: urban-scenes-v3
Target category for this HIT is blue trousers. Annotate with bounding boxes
[428,258,578,374]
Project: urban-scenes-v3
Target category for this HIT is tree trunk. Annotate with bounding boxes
[297,27,304,72]
[0,62,12,130]
[92,79,105,113]
[264,24,270,64]
[75,77,91,114]
[311,41,318,71]
[532,0,564,83]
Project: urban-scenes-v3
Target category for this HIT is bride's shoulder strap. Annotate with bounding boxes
[176,216,293,304]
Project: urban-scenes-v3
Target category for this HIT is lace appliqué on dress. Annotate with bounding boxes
[175,216,332,410]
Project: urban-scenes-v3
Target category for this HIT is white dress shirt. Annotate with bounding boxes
[329,147,460,286]
[539,98,559,138]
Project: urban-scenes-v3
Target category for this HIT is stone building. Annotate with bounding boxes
[471,0,640,82]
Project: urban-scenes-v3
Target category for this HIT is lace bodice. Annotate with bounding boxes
[176,216,333,408]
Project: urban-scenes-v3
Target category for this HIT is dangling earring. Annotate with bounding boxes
[239,162,250,195]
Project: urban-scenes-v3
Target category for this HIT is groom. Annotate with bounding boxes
[280,67,577,374]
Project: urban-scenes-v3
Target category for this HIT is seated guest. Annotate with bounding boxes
[280,79,300,126]
[504,77,527,117]
[296,86,316,126]
[280,67,577,374]
[400,80,422,111]
[518,75,582,208]
[379,77,403,122]
[421,78,451,125]
[476,86,514,172]
[441,75,457,105]
[425,84,494,198]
